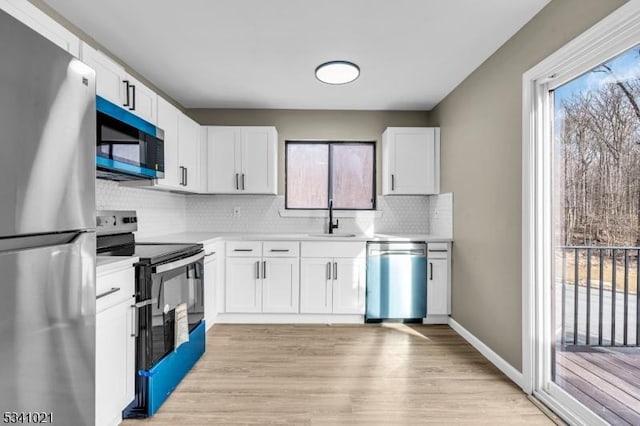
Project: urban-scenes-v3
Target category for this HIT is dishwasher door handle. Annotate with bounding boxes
[374,250,426,257]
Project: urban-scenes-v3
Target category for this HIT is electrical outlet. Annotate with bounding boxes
[233,207,241,217]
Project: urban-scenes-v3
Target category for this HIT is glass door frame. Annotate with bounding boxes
[522,1,640,424]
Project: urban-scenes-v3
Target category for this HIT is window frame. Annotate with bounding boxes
[284,140,377,211]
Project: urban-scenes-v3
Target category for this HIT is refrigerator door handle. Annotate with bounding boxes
[96,287,120,299]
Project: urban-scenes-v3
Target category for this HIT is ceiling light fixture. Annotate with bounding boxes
[315,60,360,85]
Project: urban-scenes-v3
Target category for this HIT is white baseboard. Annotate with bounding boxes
[215,313,365,324]
[448,318,524,389]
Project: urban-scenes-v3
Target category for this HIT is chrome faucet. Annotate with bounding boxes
[328,199,339,234]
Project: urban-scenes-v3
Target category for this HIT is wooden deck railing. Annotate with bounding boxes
[558,246,640,347]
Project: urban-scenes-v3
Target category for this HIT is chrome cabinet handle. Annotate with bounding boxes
[235,173,239,190]
[263,261,266,279]
[234,249,253,252]
[122,80,130,107]
[241,173,246,190]
[430,262,433,280]
[270,249,289,252]
[184,167,188,186]
[96,287,120,300]
[333,262,337,280]
[129,84,136,111]
[256,261,260,279]
[391,174,395,191]
[326,262,331,280]
[180,166,186,186]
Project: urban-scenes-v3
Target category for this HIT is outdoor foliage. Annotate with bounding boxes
[557,50,640,246]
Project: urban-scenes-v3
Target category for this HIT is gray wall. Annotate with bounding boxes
[428,0,627,370]
[188,109,429,194]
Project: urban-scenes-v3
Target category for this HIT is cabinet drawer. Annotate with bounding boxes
[96,267,135,313]
[427,243,449,259]
[301,242,365,258]
[263,241,299,257]
[226,241,262,257]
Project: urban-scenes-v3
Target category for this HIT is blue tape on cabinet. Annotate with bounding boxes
[145,321,206,416]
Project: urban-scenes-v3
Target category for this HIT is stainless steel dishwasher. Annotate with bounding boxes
[365,242,427,322]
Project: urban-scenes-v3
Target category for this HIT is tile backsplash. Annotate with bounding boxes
[96,179,453,238]
[96,179,187,238]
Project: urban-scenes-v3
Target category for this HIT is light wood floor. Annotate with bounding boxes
[122,324,553,425]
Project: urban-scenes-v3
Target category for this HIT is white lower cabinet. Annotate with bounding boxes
[427,258,449,315]
[300,258,365,314]
[262,258,299,313]
[425,243,451,322]
[203,243,219,330]
[332,258,366,314]
[225,241,300,314]
[96,266,135,426]
[299,242,366,315]
[299,259,333,314]
[225,257,262,313]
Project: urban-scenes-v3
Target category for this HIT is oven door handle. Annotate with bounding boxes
[153,252,204,274]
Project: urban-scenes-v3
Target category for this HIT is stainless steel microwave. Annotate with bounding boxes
[96,96,165,180]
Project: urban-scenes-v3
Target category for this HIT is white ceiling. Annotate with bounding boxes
[43,0,550,110]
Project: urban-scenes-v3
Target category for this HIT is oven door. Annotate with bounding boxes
[147,251,204,367]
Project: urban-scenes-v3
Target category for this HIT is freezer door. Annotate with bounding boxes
[0,10,96,237]
[0,231,96,425]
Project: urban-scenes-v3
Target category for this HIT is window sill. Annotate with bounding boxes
[278,209,383,218]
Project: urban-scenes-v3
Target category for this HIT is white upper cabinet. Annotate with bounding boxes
[155,97,181,188]
[124,74,157,124]
[205,126,277,194]
[80,42,126,106]
[80,42,157,124]
[0,0,80,57]
[382,127,440,195]
[178,114,201,192]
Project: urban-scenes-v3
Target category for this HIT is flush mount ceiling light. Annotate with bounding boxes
[315,60,360,85]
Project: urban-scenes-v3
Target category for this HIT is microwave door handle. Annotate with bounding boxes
[153,252,205,274]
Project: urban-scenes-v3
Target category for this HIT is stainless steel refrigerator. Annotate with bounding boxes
[0,9,96,426]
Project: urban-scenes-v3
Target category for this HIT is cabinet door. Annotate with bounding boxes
[385,128,438,195]
[300,259,333,314]
[156,97,181,189]
[204,254,218,330]
[225,257,262,313]
[81,42,126,106]
[207,127,241,193]
[96,300,132,426]
[427,258,449,315]
[241,127,277,194]
[125,74,157,124]
[178,114,201,192]
[262,258,299,313]
[1,0,80,56]
[332,258,366,314]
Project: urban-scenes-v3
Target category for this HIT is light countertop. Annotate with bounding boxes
[138,232,452,246]
[96,255,139,275]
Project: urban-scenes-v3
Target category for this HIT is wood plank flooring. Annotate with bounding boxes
[555,346,640,425]
[122,324,552,425]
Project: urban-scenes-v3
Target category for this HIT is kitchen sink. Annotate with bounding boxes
[307,233,357,238]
